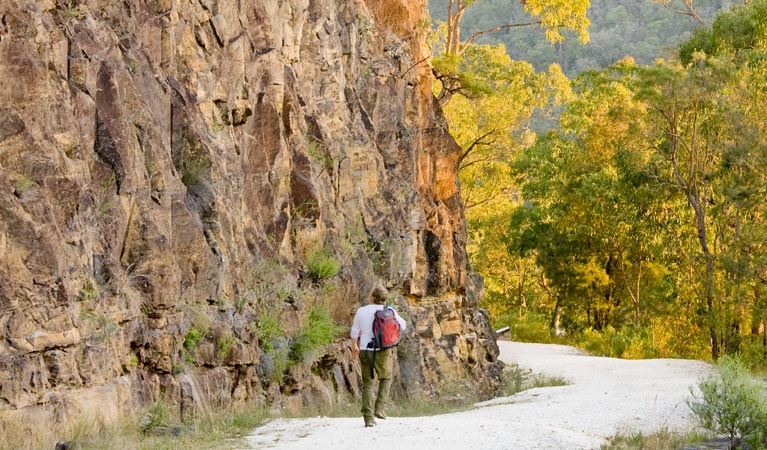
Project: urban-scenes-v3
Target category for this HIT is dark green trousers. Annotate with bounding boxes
[359,348,393,421]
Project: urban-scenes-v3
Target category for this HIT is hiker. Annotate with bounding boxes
[350,286,407,427]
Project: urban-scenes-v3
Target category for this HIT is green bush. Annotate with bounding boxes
[216,336,235,361]
[252,312,282,353]
[141,402,171,432]
[289,306,342,364]
[305,248,341,281]
[496,312,555,344]
[183,328,204,352]
[12,174,33,196]
[574,326,655,359]
[737,338,767,371]
[180,154,211,189]
[687,355,767,449]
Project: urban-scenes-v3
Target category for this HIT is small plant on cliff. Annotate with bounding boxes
[305,248,341,282]
[183,327,205,364]
[216,336,236,362]
[687,355,767,449]
[180,153,211,191]
[289,306,342,365]
[184,327,204,352]
[12,174,33,197]
[252,312,282,353]
[60,0,81,19]
[307,138,333,173]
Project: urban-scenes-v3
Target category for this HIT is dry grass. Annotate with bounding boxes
[601,428,709,450]
[1,401,269,450]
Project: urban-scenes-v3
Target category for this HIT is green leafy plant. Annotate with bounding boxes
[183,328,204,352]
[305,248,341,282]
[687,355,767,449]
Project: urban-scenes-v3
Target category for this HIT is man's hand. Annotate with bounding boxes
[351,339,359,358]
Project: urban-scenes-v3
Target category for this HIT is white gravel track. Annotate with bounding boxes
[242,341,712,450]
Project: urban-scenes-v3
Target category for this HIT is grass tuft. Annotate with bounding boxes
[289,306,342,364]
[601,428,708,450]
[305,248,341,281]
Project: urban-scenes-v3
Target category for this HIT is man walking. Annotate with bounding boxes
[350,286,407,427]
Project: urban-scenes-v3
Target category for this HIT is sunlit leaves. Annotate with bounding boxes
[523,0,591,44]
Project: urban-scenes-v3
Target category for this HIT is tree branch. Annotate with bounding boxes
[461,21,543,52]
[459,129,497,165]
[657,1,703,23]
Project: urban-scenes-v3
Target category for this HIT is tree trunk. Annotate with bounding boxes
[690,195,719,359]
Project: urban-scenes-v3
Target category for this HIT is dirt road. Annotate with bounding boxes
[244,341,711,450]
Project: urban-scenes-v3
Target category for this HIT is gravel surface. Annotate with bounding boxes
[242,341,712,450]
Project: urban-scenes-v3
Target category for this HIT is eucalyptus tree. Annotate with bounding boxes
[434,0,590,105]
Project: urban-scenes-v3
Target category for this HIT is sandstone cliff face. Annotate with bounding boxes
[0,0,500,425]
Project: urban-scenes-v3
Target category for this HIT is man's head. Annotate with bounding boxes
[370,285,388,305]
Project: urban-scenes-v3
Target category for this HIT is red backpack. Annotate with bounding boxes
[372,306,400,349]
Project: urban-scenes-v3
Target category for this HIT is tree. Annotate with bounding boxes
[434,0,590,105]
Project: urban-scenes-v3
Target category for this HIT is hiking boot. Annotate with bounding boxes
[374,412,387,420]
[364,418,377,427]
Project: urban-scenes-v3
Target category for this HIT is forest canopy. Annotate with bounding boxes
[431,0,767,365]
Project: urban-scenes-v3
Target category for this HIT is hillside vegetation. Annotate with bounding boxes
[431,0,767,367]
[430,0,733,75]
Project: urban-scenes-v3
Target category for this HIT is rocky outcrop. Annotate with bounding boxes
[0,0,500,428]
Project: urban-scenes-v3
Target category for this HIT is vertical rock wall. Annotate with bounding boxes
[0,0,500,425]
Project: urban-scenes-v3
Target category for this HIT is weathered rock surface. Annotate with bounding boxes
[0,0,500,430]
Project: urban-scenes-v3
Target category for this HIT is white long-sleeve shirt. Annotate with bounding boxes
[350,304,407,351]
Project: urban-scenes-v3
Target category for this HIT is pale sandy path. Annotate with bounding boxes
[242,341,711,450]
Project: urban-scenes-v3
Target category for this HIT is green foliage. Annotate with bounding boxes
[497,313,557,344]
[252,312,282,353]
[183,328,204,352]
[431,0,731,76]
[216,336,235,362]
[289,306,342,364]
[574,327,658,359]
[305,248,341,281]
[180,154,211,189]
[687,355,767,448]
[680,0,767,64]
[500,363,568,397]
[307,138,333,172]
[141,402,172,433]
[12,174,33,196]
[60,0,81,19]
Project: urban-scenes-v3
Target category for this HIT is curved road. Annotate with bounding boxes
[243,341,711,450]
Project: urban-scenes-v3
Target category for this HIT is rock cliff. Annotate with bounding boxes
[0,0,501,428]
